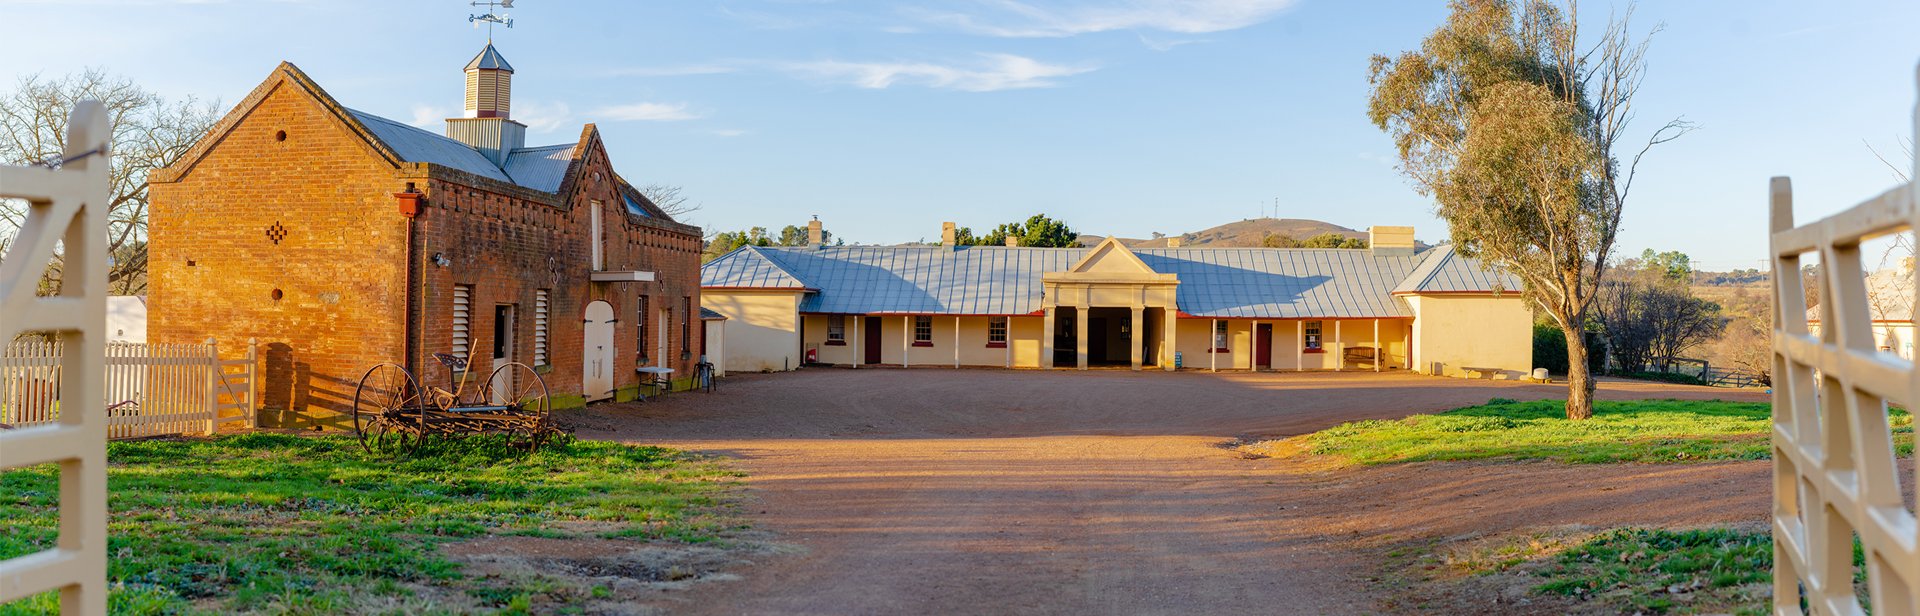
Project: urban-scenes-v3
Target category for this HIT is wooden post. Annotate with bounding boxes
[1210,318,1218,372]
[954,316,961,368]
[1296,321,1304,372]
[852,316,860,369]
[1373,319,1381,372]
[902,315,909,368]
[247,338,259,428]
[204,338,218,435]
[1334,320,1342,371]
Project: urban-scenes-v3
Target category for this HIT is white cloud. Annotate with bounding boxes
[406,104,453,128]
[913,0,1299,38]
[606,64,739,77]
[785,53,1093,92]
[515,100,574,133]
[593,102,704,122]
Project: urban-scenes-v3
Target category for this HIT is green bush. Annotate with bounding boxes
[1533,322,1568,374]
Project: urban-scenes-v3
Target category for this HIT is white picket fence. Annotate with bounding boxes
[0,338,256,438]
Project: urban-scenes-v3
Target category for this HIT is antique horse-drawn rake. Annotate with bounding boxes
[351,353,553,454]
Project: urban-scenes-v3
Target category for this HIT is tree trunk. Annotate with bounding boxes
[1563,328,1596,420]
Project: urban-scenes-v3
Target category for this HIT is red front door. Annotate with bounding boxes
[1255,324,1273,368]
[864,317,883,364]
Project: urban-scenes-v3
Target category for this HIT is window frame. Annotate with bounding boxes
[826,315,847,345]
[912,315,934,347]
[1211,319,1229,352]
[986,316,1008,348]
[637,295,650,364]
[681,296,692,358]
[1304,320,1324,353]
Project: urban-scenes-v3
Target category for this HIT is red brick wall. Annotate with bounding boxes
[150,79,409,428]
[152,71,704,427]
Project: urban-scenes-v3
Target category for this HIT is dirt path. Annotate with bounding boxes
[567,369,1769,615]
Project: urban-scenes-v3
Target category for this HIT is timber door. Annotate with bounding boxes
[583,301,615,402]
[1256,323,1273,369]
[864,317,882,364]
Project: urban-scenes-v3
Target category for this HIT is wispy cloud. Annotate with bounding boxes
[606,64,739,78]
[593,102,704,122]
[784,53,1093,92]
[515,101,574,133]
[407,104,453,128]
[1137,33,1208,51]
[911,0,1300,37]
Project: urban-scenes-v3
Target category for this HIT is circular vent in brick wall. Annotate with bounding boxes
[275,130,287,142]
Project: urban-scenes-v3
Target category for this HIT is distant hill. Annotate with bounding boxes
[1075,218,1421,249]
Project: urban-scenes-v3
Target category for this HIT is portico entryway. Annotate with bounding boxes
[1040,238,1179,371]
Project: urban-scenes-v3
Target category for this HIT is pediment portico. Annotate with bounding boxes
[1040,238,1180,370]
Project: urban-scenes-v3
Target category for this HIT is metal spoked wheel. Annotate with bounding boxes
[352,363,423,455]
[482,362,551,451]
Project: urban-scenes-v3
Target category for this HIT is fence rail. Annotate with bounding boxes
[1,338,256,439]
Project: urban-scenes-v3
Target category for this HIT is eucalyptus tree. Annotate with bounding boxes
[1367,0,1690,419]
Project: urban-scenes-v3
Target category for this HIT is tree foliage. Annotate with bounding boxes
[1595,253,1725,374]
[704,223,835,262]
[0,69,220,295]
[1263,232,1367,249]
[963,214,1079,247]
[1366,0,1690,419]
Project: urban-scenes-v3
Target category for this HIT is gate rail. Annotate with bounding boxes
[1,338,256,438]
[1768,67,1920,614]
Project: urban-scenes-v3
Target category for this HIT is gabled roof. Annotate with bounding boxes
[501,143,574,192]
[349,109,515,184]
[702,245,1454,318]
[702,246,812,290]
[1392,244,1518,294]
[465,44,514,72]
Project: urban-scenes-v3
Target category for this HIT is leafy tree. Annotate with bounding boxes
[1300,233,1368,249]
[980,214,1079,247]
[1367,0,1691,419]
[1261,233,1303,248]
[0,69,220,295]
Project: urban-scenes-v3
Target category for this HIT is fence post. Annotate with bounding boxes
[205,337,218,435]
[247,337,258,429]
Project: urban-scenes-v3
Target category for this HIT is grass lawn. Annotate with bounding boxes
[1407,526,1784,615]
[0,433,740,614]
[1288,397,1912,465]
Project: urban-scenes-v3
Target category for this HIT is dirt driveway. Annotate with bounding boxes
[568,369,1769,615]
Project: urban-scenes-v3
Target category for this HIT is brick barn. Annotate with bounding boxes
[150,44,704,428]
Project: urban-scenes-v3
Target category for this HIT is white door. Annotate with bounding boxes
[583,300,615,402]
[490,305,515,405]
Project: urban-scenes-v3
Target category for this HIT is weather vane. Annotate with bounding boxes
[469,0,514,41]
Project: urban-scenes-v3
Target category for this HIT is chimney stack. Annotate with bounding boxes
[1004,235,1019,247]
[941,222,957,247]
[807,219,823,247]
[1368,226,1416,257]
[1166,237,1182,248]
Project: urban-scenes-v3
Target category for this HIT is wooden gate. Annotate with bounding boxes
[1768,69,1920,614]
[1,338,255,438]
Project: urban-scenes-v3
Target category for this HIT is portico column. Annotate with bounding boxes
[1162,308,1177,371]
[1075,304,1089,370]
[1130,306,1144,371]
[1042,307,1056,369]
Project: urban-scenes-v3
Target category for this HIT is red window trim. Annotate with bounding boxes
[912,341,934,347]
[1208,347,1230,353]
[1303,348,1326,354]
[985,342,1008,349]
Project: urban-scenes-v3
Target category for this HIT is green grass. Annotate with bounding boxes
[1298,398,1912,465]
[0,433,739,614]
[1535,528,1774,614]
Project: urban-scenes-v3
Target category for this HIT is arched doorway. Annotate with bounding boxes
[583,300,615,402]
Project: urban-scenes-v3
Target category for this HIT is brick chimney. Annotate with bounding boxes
[941,222,957,247]
[1004,235,1019,247]
[807,219,823,247]
[1368,226,1416,257]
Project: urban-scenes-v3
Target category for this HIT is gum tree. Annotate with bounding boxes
[1367,0,1689,419]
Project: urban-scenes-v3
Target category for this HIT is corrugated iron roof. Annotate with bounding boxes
[702,245,1515,318]
[699,307,728,320]
[465,43,515,72]
[349,109,514,184]
[502,143,574,192]
[702,246,811,289]
[1391,244,1520,294]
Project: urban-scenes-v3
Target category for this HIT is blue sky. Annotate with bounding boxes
[8,0,1919,270]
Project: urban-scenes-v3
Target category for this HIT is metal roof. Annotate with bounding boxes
[465,44,515,72]
[702,246,811,290]
[699,307,728,320]
[502,143,574,192]
[1391,244,1519,294]
[701,245,1506,318]
[348,109,514,184]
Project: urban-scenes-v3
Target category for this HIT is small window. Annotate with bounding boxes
[827,315,846,344]
[1212,320,1229,351]
[681,296,692,356]
[914,315,933,345]
[637,295,650,363]
[533,290,550,366]
[452,284,473,360]
[1305,320,1323,351]
[988,317,1007,346]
